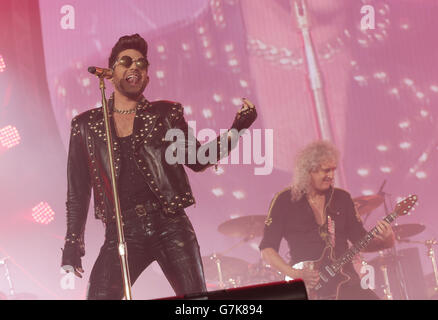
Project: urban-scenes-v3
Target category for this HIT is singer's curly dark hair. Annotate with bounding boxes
[108,34,149,69]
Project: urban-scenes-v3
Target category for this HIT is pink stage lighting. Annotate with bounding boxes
[0,126,21,150]
[32,202,55,225]
[0,55,5,72]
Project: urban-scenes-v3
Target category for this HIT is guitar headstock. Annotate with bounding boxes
[394,194,418,216]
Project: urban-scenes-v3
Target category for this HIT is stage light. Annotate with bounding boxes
[0,126,21,149]
[232,98,241,106]
[373,72,387,81]
[0,55,5,73]
[57,85,67,97]
[353,75,367,86]
[420,110,429,117]
[380,166,392,173]
[399,142,412,150]
[202,108,212,119]
[389,88,400,97]
[416,92,425,99]
[403,78,414,86]
[232,191,245,200]
[212,188,224,197]
[213,93,222,103]
[228,58,238,67]
[205,50,213,59]
[32,202,55,225]
[224,43,234,53]
[357,168,370,177]
[377,144,388,152]
[183,105,193,115]
[82,78,90,87]
[362,190,374,196]
[398,121,410,129]
[415,171,427,179]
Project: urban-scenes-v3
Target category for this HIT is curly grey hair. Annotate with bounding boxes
[291,140,339,201]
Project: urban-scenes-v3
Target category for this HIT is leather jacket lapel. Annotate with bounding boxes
[132,99,158,151]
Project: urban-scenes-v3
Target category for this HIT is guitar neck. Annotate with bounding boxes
[331,211,398,271]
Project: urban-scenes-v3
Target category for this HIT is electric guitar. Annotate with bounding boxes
[289,195,418,300]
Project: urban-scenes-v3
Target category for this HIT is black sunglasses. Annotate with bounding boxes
[113,56,149,70]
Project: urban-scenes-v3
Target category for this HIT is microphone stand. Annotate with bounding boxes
[98,76,133,300]
[381,189,409,300]
[291,0,345,188]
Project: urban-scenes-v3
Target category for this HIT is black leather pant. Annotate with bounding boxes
[87,208,206,300]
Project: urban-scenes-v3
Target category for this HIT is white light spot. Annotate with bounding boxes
[157,45,165,53]
[228,58,239,66]
[415,171,427,179]
[232,98,242,106]
[213,94,222,103]
[416,92,425,99]
[240,80,248,88]
[398,120,410,129]
[156,70,165,79]
[362,190,374,196]
[373,72,387,80]
[82,78,90,87]
[224,43,234,52]
[183,106,193,115]
[419,152,428,163]
[377,145,388,152]
[212,188,224,196]
[232,191,245,199]
[181,43,190,51]
[202,109,212,119]
[430,85,438,93]
[380,166,392,173]
[399,142,412,150]
[357,168,370,177]
[403,78,414,86]
[420,109,429,117]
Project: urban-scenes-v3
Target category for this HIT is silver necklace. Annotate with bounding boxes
[114,106,136,114]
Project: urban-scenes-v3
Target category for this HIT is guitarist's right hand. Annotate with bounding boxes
[292,269,320,288]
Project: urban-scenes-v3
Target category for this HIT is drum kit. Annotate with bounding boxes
[354,194,437,300]
[202,215,283,289]
[203,193,438,300]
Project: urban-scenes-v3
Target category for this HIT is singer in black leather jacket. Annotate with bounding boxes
[61,34,257,299]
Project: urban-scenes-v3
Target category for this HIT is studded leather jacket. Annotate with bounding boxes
[61,96,246,268]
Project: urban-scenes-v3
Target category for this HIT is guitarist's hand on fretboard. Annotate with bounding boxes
[371,220,395,249]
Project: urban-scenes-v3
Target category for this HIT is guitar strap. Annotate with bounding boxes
[319,187,336,248]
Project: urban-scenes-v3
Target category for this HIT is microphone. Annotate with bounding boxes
[88,66,113,79]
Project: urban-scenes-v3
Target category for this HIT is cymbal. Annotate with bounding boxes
[202,254,249,282]
[218,215,266,238]
[353,195,384,216]
[393,224,426,239]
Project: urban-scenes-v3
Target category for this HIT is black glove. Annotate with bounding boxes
[230,99,257,132]
[61,242,83,270]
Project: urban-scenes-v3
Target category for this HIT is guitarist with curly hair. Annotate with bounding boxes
[260,141,396,300]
